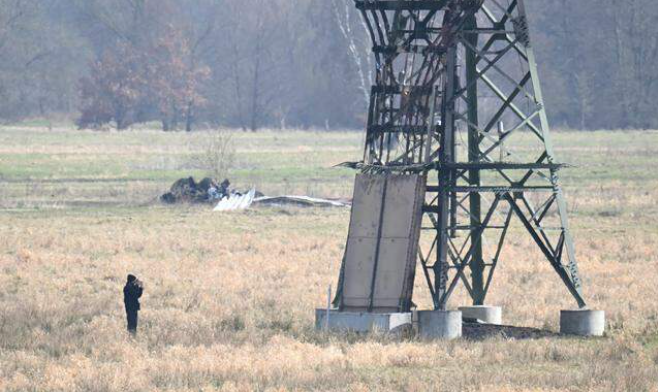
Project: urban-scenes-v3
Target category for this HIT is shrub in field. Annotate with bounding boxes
[192,131,237,182]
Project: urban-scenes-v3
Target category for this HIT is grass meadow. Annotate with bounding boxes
[0,126,657,391]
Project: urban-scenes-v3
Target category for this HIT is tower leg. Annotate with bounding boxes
[465,13,485,306]
[435,43,458,310]
[516,0,586,309]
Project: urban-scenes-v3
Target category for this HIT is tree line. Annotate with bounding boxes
[0,0,657,131]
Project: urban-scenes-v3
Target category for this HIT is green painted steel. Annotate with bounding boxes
[333,0,588,312]
[465,12,485,306]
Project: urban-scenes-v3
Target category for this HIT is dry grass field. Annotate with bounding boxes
[1,126,657,391]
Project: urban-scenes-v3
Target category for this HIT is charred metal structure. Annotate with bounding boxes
[334,0,587,312]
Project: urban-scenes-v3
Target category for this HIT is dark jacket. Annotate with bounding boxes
[123,281,143,311]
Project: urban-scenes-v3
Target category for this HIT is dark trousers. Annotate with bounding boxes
[126,309,138,333]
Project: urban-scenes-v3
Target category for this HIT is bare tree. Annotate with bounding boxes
[2,0,658,130]
[217,0,291,131]
[609,0,658,128]
[331,0,373,107]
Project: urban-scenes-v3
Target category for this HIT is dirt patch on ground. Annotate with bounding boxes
[462,322,560,340]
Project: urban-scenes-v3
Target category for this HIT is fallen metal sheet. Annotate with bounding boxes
[340,173,425,313]
[213,189,256,212]
[253,195,350,208]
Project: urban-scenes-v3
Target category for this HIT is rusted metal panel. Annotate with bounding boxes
[371,238,413,310]
[342,237,376,309]
[381,175,424,238]
[348,175,385,238]
[340,173,425,313]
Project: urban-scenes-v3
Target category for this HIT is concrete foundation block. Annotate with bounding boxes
[560,309,605,336]
[417,310,462,340]
[459,305,503,325]
[315,309,412,333]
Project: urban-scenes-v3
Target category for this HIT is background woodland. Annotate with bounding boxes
[1,0,657,130]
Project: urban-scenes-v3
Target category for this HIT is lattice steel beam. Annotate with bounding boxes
[336,0,588,312]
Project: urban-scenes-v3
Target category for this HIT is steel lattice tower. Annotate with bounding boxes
[337,0,587,311]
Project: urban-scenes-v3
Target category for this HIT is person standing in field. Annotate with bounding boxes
[123,274,144,334]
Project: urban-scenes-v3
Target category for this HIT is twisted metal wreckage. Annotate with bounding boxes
[331,0,589,315]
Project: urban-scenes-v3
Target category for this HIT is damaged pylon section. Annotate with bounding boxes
[332,173,425,316]
[317,0,602,337]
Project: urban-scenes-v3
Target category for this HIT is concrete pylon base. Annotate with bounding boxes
[417,310,462,340]
[315,309,412,333]
[560,309,605,336]
[458,305,503,325]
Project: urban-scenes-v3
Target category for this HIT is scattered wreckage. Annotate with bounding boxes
[160,177,233,204]
[161,177,350,211]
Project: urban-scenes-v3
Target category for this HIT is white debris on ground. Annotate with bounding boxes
[253,195,350,208]
[213,189,257,212]
[160,177,351,212]
[213,193,350,212]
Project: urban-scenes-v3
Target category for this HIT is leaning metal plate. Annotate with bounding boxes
[340,173,425,312]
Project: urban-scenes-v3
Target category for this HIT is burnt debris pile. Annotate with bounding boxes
[160,177,231,204]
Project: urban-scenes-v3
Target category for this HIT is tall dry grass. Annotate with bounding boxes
[0,128,657,391]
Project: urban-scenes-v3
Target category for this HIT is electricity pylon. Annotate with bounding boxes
[338,0,587,311]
